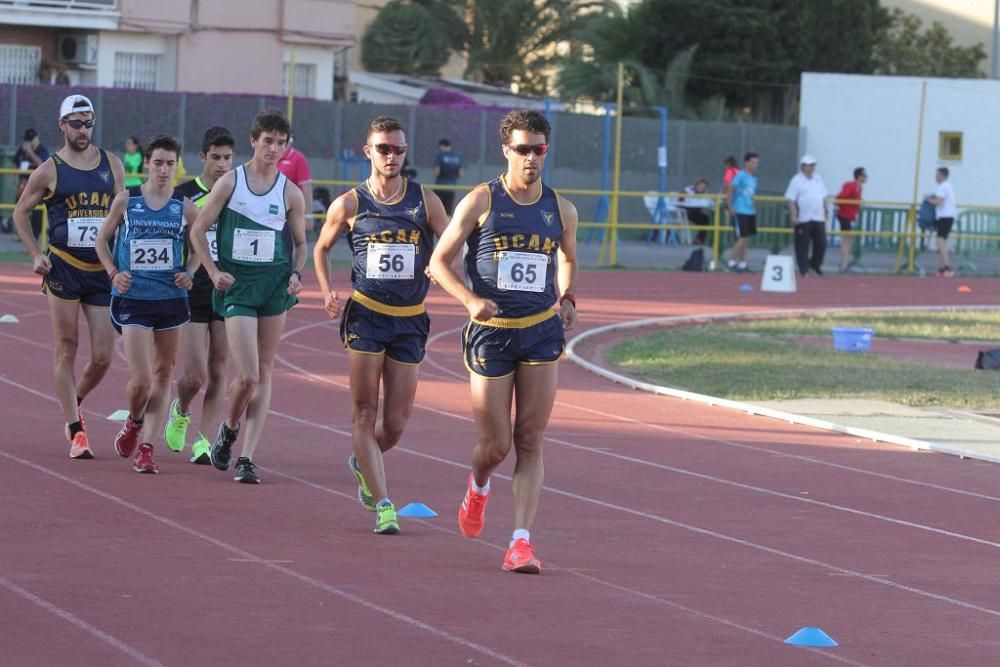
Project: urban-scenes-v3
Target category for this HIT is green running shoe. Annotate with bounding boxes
[374,501,400,535]
[190,435,212,464]
[348,455,377,512]
[164,399,190,453]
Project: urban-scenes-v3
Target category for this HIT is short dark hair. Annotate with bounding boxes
[250,108,291,140]
[854,167,866,179]
[723,155,738,168]
[499,109,550,145]
[438,138,451,147]
[23,129,37,142]
[694,178,709,188]
[367,116,404,139]
[937,166,949,178]
[744,152,759,163]
[144,134,182,160]
[201,126,235,154]
[126,135,140,146]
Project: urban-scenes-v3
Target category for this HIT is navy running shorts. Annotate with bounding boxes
[111,296,190,333]
[732,213,757,239]
[188,269,222,323]
[935,217,954,239]
[462,311,565,378]
[340,297,430,365]
[42,251,111,307]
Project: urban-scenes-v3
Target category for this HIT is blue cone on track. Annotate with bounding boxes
[784,627,838,647]
[397,503,438,518]
[738,284,753,292]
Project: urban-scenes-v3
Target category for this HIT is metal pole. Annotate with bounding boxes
[903,81,928,274]
[287,47,296,123]
[542,97,553,183]
[609,62,625,267]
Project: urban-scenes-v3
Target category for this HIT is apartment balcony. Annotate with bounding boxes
[0,0,119,30]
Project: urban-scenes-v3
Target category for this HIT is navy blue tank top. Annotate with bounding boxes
[348,179,433,308]
[465,175,563,318]
[45,149,115,265]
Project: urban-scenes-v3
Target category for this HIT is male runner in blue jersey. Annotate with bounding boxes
[430,109,579,573]
[13,94,125,459]
[95,135,200,473]
[314,116,449,535]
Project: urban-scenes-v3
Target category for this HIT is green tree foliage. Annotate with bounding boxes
[873,7,986,77]
[560,0,891,122]
[361,1,454,75]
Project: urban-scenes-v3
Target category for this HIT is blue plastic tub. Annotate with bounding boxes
[831,327,874,353]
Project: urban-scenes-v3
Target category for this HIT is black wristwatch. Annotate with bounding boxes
[290,270,302,281]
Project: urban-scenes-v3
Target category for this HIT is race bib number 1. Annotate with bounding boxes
[130,238,174,271]
[366,243,415,280]
[67,217,100,248]
[496,251,547,292]
[232,228,275,263]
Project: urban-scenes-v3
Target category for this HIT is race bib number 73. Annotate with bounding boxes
[67,217,101,248]
[496,251,547,292]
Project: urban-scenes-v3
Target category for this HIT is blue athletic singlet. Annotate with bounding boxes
[111,186,188,300]
[465,175,564,318]
[349,178,433,308]
[44,149,115,266]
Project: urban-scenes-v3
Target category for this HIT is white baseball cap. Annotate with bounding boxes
[799,154,817,165]
[59,94,94,119]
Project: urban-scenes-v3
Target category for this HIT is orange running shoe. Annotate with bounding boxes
[64,404,87,442]
[502,538,541,574]
[68,431,93,459]
[458,474,489,538]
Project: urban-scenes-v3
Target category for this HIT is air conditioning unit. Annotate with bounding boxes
[58,34,98,66]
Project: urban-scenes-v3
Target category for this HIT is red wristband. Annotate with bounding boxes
[109,269,118,281]
[560,292,576,308]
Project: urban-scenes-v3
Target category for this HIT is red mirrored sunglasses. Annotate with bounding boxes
[508,143,548,156]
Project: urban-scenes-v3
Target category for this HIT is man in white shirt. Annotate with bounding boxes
[785,155,829,276]
[925,167,957,277]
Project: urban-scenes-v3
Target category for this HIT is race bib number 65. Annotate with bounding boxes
[496,251,547,292]
[232,228,275,263]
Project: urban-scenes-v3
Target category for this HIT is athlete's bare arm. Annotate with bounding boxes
[190,170,235,290]
[284,180,308,296]
[12,159,56,273]
[428,185,497,321]
[174,198,200,291]
[312,190,357,319]
[95,190,131,293]
[555,194,579,331]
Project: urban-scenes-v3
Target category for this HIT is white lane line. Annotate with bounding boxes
[0,577,165,667]
[262,465,872,666]
[0,451,527,667]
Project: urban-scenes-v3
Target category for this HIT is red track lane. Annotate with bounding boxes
[2,265,1000,666]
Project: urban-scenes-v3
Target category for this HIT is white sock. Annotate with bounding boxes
[471,476,490,494]
[510,529,530,547]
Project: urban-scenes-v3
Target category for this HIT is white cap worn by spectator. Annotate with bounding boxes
[800,154,817,165]
[59,94,94,119]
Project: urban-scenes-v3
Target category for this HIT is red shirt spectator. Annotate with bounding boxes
[277,144,312,188]
[836,180,863,221]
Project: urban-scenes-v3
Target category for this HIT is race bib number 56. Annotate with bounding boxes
[366,243,415,280]
[232,228,275,263]
[496,251,547,292]
[67,217,100,248]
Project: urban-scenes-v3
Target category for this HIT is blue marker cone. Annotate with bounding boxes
[784,627,838,648]
[738,283,753,292]
[397,503,438,518]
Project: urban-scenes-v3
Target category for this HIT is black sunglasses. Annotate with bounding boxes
[508,143,548,156]
[63,119,95,129]
[372,143,407,156]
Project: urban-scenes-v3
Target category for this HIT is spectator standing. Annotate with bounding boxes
[725,152,759,272]
[925,167,957,277]
[433,138,464,215]
[834,167,867,273]
[123,136,143,187]
[785,155,829,276]
[10,129,49,237]
[277,136,314,222]
[722,155,739,195]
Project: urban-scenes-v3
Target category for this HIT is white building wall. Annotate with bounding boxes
[801,72,998,207]
[96,31,175,90]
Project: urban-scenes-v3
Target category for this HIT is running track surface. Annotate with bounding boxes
[2,264,999,667]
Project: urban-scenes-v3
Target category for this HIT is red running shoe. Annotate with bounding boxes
[458,474,489,538]
[115,416,142,458]
[68,431,93,459]
[502,538,541,574]
[133,443,158,474]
